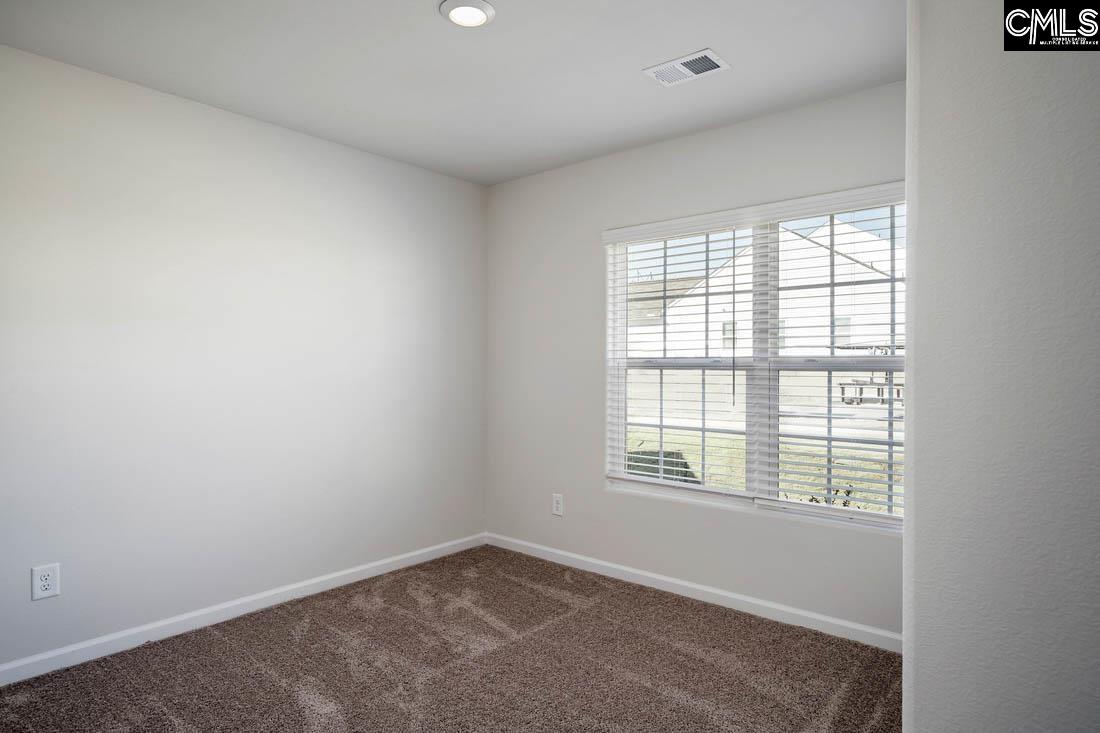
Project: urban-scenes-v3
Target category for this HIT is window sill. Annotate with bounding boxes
[605,475,903,535]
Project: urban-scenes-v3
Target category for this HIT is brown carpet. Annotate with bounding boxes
[0,546,900,732]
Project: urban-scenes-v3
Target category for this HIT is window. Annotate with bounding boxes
[606,184,905,524]
[833,316,852,347]
[721,321,735,349]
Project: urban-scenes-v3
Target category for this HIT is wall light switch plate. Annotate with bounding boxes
[32,563,60,600]
[552,493,564,517]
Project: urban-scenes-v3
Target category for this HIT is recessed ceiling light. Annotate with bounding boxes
[440,0,495,28]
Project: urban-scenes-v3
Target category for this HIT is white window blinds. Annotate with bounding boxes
[606,183,906,523]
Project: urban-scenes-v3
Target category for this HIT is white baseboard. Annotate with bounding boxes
[2,529,900,688]
[0,533,488,687]
[485,533,902,653]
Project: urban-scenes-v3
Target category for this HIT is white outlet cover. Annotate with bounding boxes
[552,493,564,517]
[32,563,60,601]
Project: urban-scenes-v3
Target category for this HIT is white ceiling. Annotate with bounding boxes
[0,1,905,184]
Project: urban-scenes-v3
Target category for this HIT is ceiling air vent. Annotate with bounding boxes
[644,48,729,87]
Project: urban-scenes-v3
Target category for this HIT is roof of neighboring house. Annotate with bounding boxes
[627,274,713,326]
[626,220,894,326]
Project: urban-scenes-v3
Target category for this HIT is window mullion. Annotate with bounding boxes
[701,233,710,487]
[827,215,835,505]
[888,205,897,514]
[747,223,779,497]
[659,240,667,480]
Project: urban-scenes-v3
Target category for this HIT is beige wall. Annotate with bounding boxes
[0,46,486,664]
[485,82,906,635]
[906,1,1100,729]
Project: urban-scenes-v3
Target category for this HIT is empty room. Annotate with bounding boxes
[1,1,1097,731]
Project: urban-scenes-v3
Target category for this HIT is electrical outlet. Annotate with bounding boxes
[32,563,60,601]
[552,493,564,517]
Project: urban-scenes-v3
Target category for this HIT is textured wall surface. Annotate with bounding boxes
[486,83,906,634]
[0,46,486,665]
[906,1,1100,729]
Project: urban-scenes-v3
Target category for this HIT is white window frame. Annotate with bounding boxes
[605,181,906,529]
